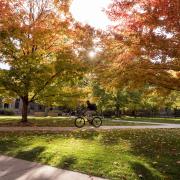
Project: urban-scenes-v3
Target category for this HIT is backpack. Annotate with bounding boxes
[88,103,97,111]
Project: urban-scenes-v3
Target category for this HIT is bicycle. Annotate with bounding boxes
[74,110,102,128]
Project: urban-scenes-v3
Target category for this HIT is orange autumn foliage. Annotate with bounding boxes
[97,0,180,91]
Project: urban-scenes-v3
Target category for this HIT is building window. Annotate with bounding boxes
[37,105,45,112]
[30,104,34,110]
[15,99,20,109]
[4,103,9,109]
[39,105,42,111]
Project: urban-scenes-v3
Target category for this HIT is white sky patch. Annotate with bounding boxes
[153,27,174,39]
[10,38,21,49]
[0,63,10,70]
[133,4,146,14]
[70,0,111,30]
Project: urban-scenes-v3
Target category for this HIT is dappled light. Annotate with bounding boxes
[0,0,179,179]
[0,129,179,179]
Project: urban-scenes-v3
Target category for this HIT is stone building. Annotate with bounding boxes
[0,98,71,116]
[0,98,46,115]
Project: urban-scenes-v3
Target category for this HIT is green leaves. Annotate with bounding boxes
[0,0,95,119]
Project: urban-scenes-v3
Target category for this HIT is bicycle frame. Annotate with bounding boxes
[80,115,93,124]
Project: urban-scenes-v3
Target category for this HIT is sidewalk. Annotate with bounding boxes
[0,124,180,133]
[112,119,168,124]
[0,155,106,180]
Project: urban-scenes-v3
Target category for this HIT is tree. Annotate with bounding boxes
[113,89,132,117]
[37,76,90,109]
[0,0,94,122]
[91,82,112,112]
[99,0,180,91]
[92,87,139,117]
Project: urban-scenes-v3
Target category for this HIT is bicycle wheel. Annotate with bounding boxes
[75,117,85,128]
[92,117,102,127]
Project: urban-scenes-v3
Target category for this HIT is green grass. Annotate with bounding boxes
[0,116,74,127]
[0,116,154,127]
[0,129,180,180]
[119,116,180,124]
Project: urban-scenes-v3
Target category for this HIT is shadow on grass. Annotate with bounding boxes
[15,146,45,161]
[0,136,27,154]
[57,155,77,169]
[131,162,163,180]
[102,129,180,180]
[78,130,178,180]
[0,130,179,180]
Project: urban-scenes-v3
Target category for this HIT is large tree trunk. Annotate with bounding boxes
[21,96,29,123]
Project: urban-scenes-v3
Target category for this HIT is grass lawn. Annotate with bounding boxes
[0,116,155,127]
[119,116,180,124]
[0,129,180,180]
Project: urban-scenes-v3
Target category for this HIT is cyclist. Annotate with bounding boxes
[86,100,97,118]
[74,101,102,128]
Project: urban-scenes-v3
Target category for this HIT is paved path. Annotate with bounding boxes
[0,124,180,132]
[0,155,106,180]
[112,119,168,125]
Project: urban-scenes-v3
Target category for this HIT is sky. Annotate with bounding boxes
[0,0,111,69]
[0,63,10,70]
[70,0,111,30]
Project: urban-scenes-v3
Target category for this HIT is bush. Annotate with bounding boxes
[0,109,15,115]
[103,110,115,118]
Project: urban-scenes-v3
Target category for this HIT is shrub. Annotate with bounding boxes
[103,110,115,118]
[0,109,15,115]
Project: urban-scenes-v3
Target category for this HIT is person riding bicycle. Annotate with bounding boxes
[86,100,97,118]
[74,101,102,128]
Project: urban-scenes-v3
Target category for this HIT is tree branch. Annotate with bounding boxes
[30,72,60,102]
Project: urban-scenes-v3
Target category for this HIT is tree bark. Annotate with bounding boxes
[21,96,29,123]
[116,105,121,117]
